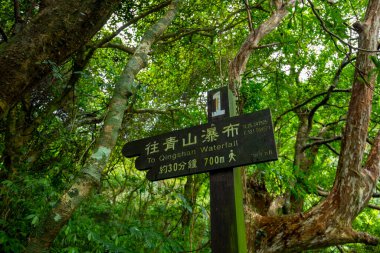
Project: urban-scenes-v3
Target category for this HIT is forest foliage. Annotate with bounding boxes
[1,0,380,252]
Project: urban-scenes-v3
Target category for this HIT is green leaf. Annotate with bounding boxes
[176,193,193,213]
[1,180,13,187]
[26,214,36,220]
[370,56,380,68]
[87,231,93,241]
[32,216,39,226]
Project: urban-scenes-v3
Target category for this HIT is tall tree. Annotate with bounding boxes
[24,1,181,251]
[0,0,121,117]
[230,0,380,251]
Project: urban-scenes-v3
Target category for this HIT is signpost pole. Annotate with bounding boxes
[208,87,247,253]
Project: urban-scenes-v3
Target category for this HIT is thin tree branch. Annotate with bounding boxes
[159,27,216,41]
[325,143,340,156]
[229,0,296,95]
[354,231,379,246]
[128,108,179,114]
[78,107,178,124]
[181,240,211,253]
[307,55,354,131]
[254,42,281,49]
[243,0,254,32]
[21,47,94,143]
[158,17,247,44]
[102,42,136,55]
[307,0,380,53]
[314,117,347,129]
[318,186,380,199]
[336,245,345,253]
[316,185,329,196]
[13,0,22,24]
[274,88,351,127]
[367,204,380,211]
[301,136,342,151]
[218,4,268,30]
[94,0,171,48]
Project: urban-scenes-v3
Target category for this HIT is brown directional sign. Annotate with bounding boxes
[122,108,277,181]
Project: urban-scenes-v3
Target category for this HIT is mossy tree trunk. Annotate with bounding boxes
[25,1,181,252]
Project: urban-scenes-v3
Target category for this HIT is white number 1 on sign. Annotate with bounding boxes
[211,91,225,117]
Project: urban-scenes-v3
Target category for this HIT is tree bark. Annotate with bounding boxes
[226,1,297,251]
[229,0,380,251]
[250,0,380,251]
[0,1,173,180]
[332,0,380,220]
[25,1,181,252]
[0,0,120,117]
[228,0,296,96]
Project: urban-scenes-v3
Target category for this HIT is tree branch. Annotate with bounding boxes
[274,88,351,127]
[325,143,340,156]
[317,186,380,200]
[102,42,136,55]
[301,136,342,152]
[25,1,181,251]
[336,245,345,253]
[159,27,216,42]
[316,186,329,197]
[158,15,248,44]
[307,0,380,53]
[307,55,354,131]
[228,0,296,96]
[354,231,379,245]
[0,0,121,118]
[78,107,178,125]
[158,4,269,45]
[128,108,179,114]
[253,207,379,252]
[330,0,380,220]
[367,204,380,211]
[13,0,22,24]
[243,0,253,32]
[93,0,171,49]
